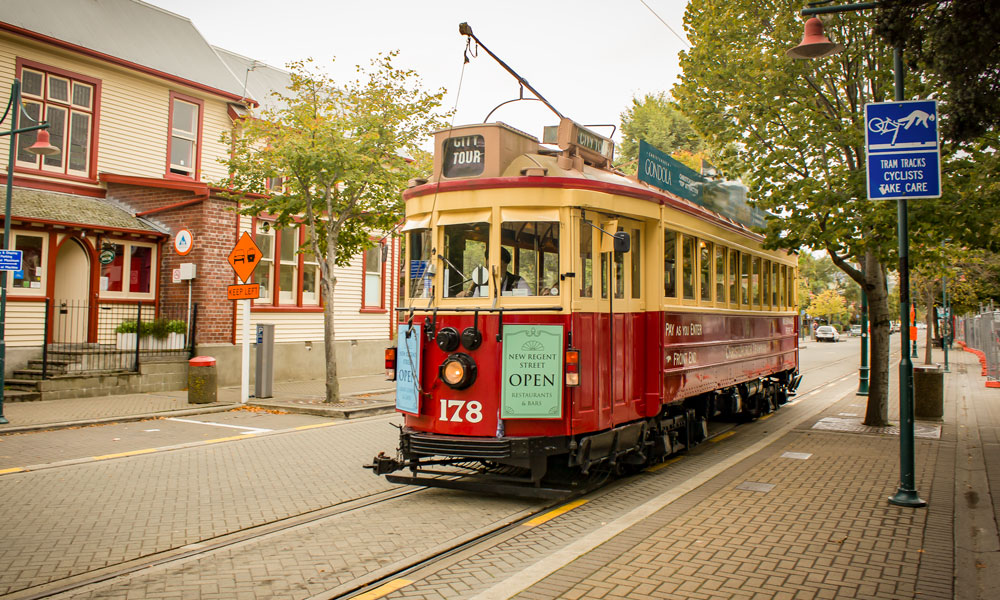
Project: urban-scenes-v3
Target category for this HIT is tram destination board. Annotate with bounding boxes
[865,99,941,200]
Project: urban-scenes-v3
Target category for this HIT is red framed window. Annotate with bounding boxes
[252,222,320,308]
[361,243,386,312]
[15,59,100,181]
[166,92,203,179]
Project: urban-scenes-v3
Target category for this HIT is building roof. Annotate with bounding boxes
[4,187,165,235]
[1,0,249,101]
[214,47,292,113]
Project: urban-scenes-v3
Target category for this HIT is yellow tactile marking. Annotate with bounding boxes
[92,448,158,461]
[645,456,684,472]
[204,435,249,444]
[524,499,588,527]
[758,413,774,421]
[709,430,737,443]
[352,578,413,599]
[0,467,25,475]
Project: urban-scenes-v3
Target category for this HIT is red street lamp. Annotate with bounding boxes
[786,17,844,59]
[0,79,59,425]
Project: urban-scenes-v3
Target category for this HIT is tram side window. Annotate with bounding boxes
[631,228,641,300]
[682,235,695,300]
[752,257,761,308]
[407,229,433,299]
[664,228,677,299]
[729,249,739,307]
[715,245,726,303]
[788,268,797,307]
[613,227,625,299]
[444,222,489,298]
[741,252,750,306]
[579,219,593,297]
[762,260,771,309]
[772,263,779,307]
[778,264,785,308]
[699,240,712,302]
[501,221,560,296]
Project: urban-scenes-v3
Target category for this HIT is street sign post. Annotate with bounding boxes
[227,283,261,300]
[226,231,264,405]
[864,100,941,200]
[173,229,193,256]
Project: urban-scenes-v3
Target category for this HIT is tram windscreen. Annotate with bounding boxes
[443,222,489,297]
[500,221,560,297]
[407,229,433,299]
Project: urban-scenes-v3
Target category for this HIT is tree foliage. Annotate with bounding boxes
[875,0,1000,142]
[617,93,705,173]
[222,55,447,402]
[811,289,848,324]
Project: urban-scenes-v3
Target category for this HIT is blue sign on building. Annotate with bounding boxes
[0,249,22,271]
[864,100,941,200]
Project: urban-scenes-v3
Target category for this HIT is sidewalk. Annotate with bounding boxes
[0,372,396,434]
[501,346,999,600]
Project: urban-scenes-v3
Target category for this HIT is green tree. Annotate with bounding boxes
[811,289,848,326]
[672,0,946,426]
[223,56,447,402]
[617,93,704,173]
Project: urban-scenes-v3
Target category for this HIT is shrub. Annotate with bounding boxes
[115,318,186,339]
[116,320,138,334]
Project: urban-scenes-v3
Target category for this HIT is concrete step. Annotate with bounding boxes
[4,378,41,392]
[2,388,41,402]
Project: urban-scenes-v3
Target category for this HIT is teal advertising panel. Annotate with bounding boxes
[637,140,767,230]
[395,324,421,414]
[501,324,563,419]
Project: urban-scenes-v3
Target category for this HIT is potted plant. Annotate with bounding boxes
[115,319,186,350]
[115,320,139,350]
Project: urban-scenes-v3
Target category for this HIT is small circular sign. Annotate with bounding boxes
[99,249,116,265]
[174,229,194,256]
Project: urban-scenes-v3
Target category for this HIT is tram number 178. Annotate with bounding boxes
[439,399,483,423]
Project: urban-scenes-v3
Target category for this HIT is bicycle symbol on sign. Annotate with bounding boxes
[867,109,935,146]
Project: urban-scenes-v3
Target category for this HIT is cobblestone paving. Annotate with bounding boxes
[0,416,403,596]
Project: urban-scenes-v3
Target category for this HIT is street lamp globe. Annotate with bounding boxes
[25,128,59,156]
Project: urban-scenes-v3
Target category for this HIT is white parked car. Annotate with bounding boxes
[815,325,840,342]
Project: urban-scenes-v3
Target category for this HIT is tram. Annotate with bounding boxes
[366,116,801,497]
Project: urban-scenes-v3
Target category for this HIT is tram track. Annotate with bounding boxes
[14,342,873,599]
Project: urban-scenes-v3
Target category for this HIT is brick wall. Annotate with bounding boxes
[106,183,238,344]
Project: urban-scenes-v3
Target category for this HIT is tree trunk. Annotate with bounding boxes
[863,251,890,427]
[322,269,341,403]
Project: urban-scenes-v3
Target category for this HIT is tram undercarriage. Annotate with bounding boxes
[366,371,801,498]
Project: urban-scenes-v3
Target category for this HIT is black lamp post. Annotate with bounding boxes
[0,79,59,425]
[787,2,926,507]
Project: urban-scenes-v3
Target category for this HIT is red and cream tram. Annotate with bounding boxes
[368,119,800,496]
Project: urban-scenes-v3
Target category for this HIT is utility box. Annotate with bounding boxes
[255,323,274,398]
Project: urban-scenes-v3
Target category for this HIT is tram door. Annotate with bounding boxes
[574,213,646,432]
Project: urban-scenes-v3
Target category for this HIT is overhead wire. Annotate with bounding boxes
[639,0,692,49]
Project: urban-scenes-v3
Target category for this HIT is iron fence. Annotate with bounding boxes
[42,300,195,377]
[956,309,1000,384]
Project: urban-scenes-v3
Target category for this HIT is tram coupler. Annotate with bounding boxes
[364,452,404,476]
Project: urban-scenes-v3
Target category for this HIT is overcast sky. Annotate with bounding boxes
[146,0,690,146]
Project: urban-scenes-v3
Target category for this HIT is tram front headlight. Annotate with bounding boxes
[440,353,477,389]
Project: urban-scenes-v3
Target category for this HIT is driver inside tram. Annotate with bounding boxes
[458,247,528,296]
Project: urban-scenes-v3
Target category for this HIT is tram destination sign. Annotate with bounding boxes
[501,324,563,419]
[864,99,941,200]
[395,324,421,415]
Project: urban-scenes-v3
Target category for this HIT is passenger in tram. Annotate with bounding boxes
[458,248,529,296]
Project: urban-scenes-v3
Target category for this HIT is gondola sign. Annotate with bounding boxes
[865,99,941,200]
[501,324,563,419]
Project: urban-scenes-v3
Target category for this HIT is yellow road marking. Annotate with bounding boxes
[204,435,249,444]
[524,499,588,527]
[293,422,337,431]
[0,467,25,475]
[758,413,774,421]
[709,430,737,443]
[352,579,413,599]
[92,448,158,461]
[645,456,683,472]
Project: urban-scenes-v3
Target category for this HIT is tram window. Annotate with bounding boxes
[699,240,712,302]
[601,253,609,298]
[664,229,677,298]
[751,257,761,308]
[762,260,770,309]
[729,249,739,307]
[741,253,750,306]
[443,222,489,298]
[716,245,726,303]
[614,227,625,299]
[407,228,433,299]
[778,264,785,308]
[788,267,797,307]
[682,235,695,300]
[631,228,641,299]
[772,263,780,307]
[500,221,560,296]
[579,220,593,297]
